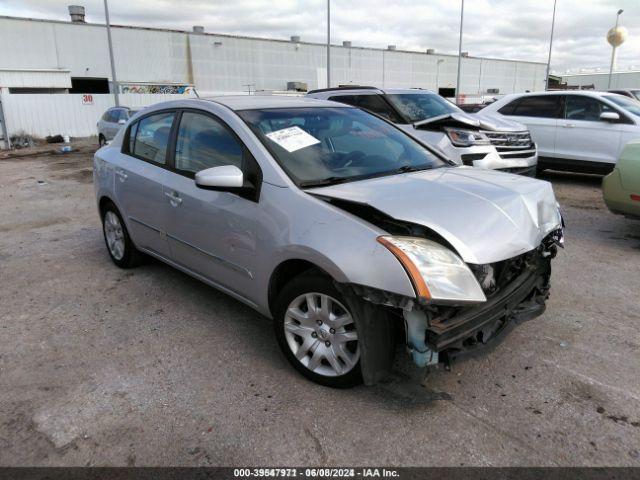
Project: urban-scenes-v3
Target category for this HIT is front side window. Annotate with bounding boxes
[605,95,640,117]
[355,95,403,123]
[238,107,446,187]
[565,95,614,121]
[129,112,175,165]
[328,95,359,107]
[385,93,461,123]
[500,95,562,118]
[174,112,243,174]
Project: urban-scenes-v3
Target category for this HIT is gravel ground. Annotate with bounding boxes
[0,144,639,467]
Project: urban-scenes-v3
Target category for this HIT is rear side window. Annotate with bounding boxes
[174,112,243,173]
[499,95,562,118]
[129,112,175,165]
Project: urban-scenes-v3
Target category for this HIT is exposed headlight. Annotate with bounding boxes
[378,236,486,304]
[445,128,490,147]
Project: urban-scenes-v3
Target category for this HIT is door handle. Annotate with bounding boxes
[164,191,182,206]
[115,169,128,180]
[562,123,576,128]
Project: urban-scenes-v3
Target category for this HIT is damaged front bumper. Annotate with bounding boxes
[402,237,556,368]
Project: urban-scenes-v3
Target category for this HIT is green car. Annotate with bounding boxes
[603,140,640,219]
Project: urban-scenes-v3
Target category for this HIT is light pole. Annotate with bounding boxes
[545,0,557,91]
[455,0,464,104]
[326,0,331,88]
[607,9,625,89]
[103,0,119,106]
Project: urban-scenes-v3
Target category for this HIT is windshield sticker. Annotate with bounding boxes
[265,126,321,152]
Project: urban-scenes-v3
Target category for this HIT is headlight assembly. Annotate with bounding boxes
[378,236,487,304]
[445,127,491,147]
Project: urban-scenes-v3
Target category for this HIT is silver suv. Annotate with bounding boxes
[307,87,538,176]
[94,96,563,387]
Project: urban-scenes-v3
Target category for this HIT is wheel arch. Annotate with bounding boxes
[267,259,334,317]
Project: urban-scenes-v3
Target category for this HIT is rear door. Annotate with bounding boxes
[114,110,176,258]
[497,95,563,158]
[555,94,622,165]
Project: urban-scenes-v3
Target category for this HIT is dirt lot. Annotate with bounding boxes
[1,143,639,467]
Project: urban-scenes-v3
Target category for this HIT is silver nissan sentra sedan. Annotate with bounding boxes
[93,96,564,388]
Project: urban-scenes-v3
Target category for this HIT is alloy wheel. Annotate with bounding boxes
[103,211,125,260]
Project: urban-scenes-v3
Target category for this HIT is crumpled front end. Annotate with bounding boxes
[401,229,562,369]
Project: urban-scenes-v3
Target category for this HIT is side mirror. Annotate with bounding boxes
[118,119,126,125]
[600,111,620,122]
[195,165,244,190]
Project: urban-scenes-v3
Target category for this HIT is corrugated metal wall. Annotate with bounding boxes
[0,16,547,96]
[1,93,193,137]
[561,72,640,90]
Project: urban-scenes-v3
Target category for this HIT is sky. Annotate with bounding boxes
[0,0,638,73]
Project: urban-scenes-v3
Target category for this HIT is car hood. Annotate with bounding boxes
[414,112,528,132]
[307,167,561,264]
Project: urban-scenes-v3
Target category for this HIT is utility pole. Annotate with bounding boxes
[545,0,557,90]
[103,0,120,106]
[455,0,464,104]
[327,0,331,88]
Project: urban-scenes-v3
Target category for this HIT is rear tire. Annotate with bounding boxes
[98,134,106,147]
[273,271,364,388]
[101,202,144,268]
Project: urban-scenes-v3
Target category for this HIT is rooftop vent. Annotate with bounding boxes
[68,5,85,23]
[387,45,396,51]
[290,35,301,43]
[426,48,435,54]
[343,41,352,47]
[193,26,204,34]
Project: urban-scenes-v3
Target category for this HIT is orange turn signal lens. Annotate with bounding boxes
[377,236,431,300]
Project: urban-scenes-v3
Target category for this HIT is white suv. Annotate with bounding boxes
[479,90,640,174]
[307,87,538,176]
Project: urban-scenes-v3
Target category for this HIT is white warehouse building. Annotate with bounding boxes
[0,7,547,143]
[561,71,640,90]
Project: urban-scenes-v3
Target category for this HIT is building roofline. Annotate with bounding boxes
[0,14,546,66]
[562,70,640,77]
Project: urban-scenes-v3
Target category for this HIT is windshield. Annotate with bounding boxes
[238,107,447,187]
[385,93,462,123]
[606,95,640,117]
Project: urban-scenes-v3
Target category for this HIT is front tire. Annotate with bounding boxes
[101,202,144,268]
[273,272,363,388]
[98,134,106,147]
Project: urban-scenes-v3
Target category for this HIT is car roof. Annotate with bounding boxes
[205,95,350,111]
[308,86,437,96]
[509,90,618,99]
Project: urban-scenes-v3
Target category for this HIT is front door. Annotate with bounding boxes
[115,110,176,258]
[555,95,622,165]
[162,110,262,300]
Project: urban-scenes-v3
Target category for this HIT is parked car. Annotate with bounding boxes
[607,89,640,101]
[94,97,564,388]
[306,87,538,176]
[97,106,138,146]
[603,140,640,218]
[479,91,640,174]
